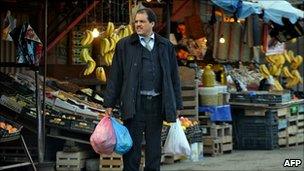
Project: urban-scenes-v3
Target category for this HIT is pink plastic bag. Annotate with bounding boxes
[90,116,116,155]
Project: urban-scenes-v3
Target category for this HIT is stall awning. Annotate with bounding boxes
[212,0,304,25]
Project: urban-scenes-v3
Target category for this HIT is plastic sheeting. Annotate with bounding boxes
[238,1,304,25]
[212,0,304,26]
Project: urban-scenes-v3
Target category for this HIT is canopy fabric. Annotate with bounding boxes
[238,1,304,25]
[212,0,304,25]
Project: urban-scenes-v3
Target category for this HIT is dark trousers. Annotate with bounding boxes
[123,95,163,171]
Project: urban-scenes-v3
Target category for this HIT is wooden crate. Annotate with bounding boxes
[180,81,198,120]
[202,123,232,138]
[203,137,222,156]
[56,151,91,171]
[100,153,123,171]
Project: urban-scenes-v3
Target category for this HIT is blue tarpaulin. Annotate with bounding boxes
[212,0,304,25]
[199,105,232,122]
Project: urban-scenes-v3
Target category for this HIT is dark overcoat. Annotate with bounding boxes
[103,33,183,122]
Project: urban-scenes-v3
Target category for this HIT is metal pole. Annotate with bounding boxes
[35,70,43,163]
[166,0,171,39]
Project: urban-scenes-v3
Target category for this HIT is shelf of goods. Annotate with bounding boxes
[0,64,38,171]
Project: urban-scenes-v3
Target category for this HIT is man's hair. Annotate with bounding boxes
[136,8,157,23]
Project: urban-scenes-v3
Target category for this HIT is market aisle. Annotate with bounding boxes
[160,145,304,171]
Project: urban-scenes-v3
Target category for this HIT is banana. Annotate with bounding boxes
[285,77,299,88]
[80,31,90,46]
[104,53,111,66]
[274,66,282,77]
[108,37,116,51]
[282,66,294,78]
[288,50,295,62]
[100,38,110,56]
[269,64,278,76]
[283,50,291,63]
[100,38,111,55]
[127,24,133,34]
[84,60,96,76]
[265,55,276,64]
[259,64,270,78]
[80,48,88,62]
[106,22,115,36]
[291,55,303,69]
[277,54,285,67]
[291,70,303,84]
[273,79,283,91]
[86,30,94,45]
[96,67,107,82]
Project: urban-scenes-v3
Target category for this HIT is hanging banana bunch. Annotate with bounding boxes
[80,48,96,76]
[98,22,134,66]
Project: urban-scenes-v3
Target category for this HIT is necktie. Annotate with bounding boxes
[144,37,152,51]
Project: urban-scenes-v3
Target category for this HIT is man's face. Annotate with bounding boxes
[134,12,154,37]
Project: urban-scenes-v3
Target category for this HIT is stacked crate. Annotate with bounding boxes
[198,103,233,157]
[202,123,233,156]
[234,109,279,150]
[297,103,304,144]
[279,102,304,147]
[180,81,199,120]
[179,66,198,120]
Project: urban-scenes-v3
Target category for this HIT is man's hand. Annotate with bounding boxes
[176,110,181,118]
[105,108,113,117]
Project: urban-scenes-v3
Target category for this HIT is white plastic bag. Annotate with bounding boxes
[162,119,191,156]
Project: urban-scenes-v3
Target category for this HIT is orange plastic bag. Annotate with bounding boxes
[90,116,116,154]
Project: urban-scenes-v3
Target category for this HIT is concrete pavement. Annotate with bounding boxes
[160,145,304,171]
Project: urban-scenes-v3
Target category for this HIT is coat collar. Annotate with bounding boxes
[130,32,166,45]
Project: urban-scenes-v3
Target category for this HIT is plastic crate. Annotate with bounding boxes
[237,136,278,150]
[238,123,278,137]
[0,115,23,142]
[237,110,278,125]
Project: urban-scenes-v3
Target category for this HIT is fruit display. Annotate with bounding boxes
[0,121,18,134]
[0,115,22,142]
[260,50,303,90]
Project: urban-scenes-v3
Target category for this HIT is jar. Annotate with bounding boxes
[202,64,215,87]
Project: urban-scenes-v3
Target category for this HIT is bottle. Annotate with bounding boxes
[202,64,215,87]
[220,67,227,85]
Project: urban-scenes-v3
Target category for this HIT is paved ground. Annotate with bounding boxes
[160,145,304,171]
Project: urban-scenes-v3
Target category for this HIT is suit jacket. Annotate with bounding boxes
[103,33,183,122]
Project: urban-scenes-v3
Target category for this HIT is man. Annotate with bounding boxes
[103,8,183,171]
